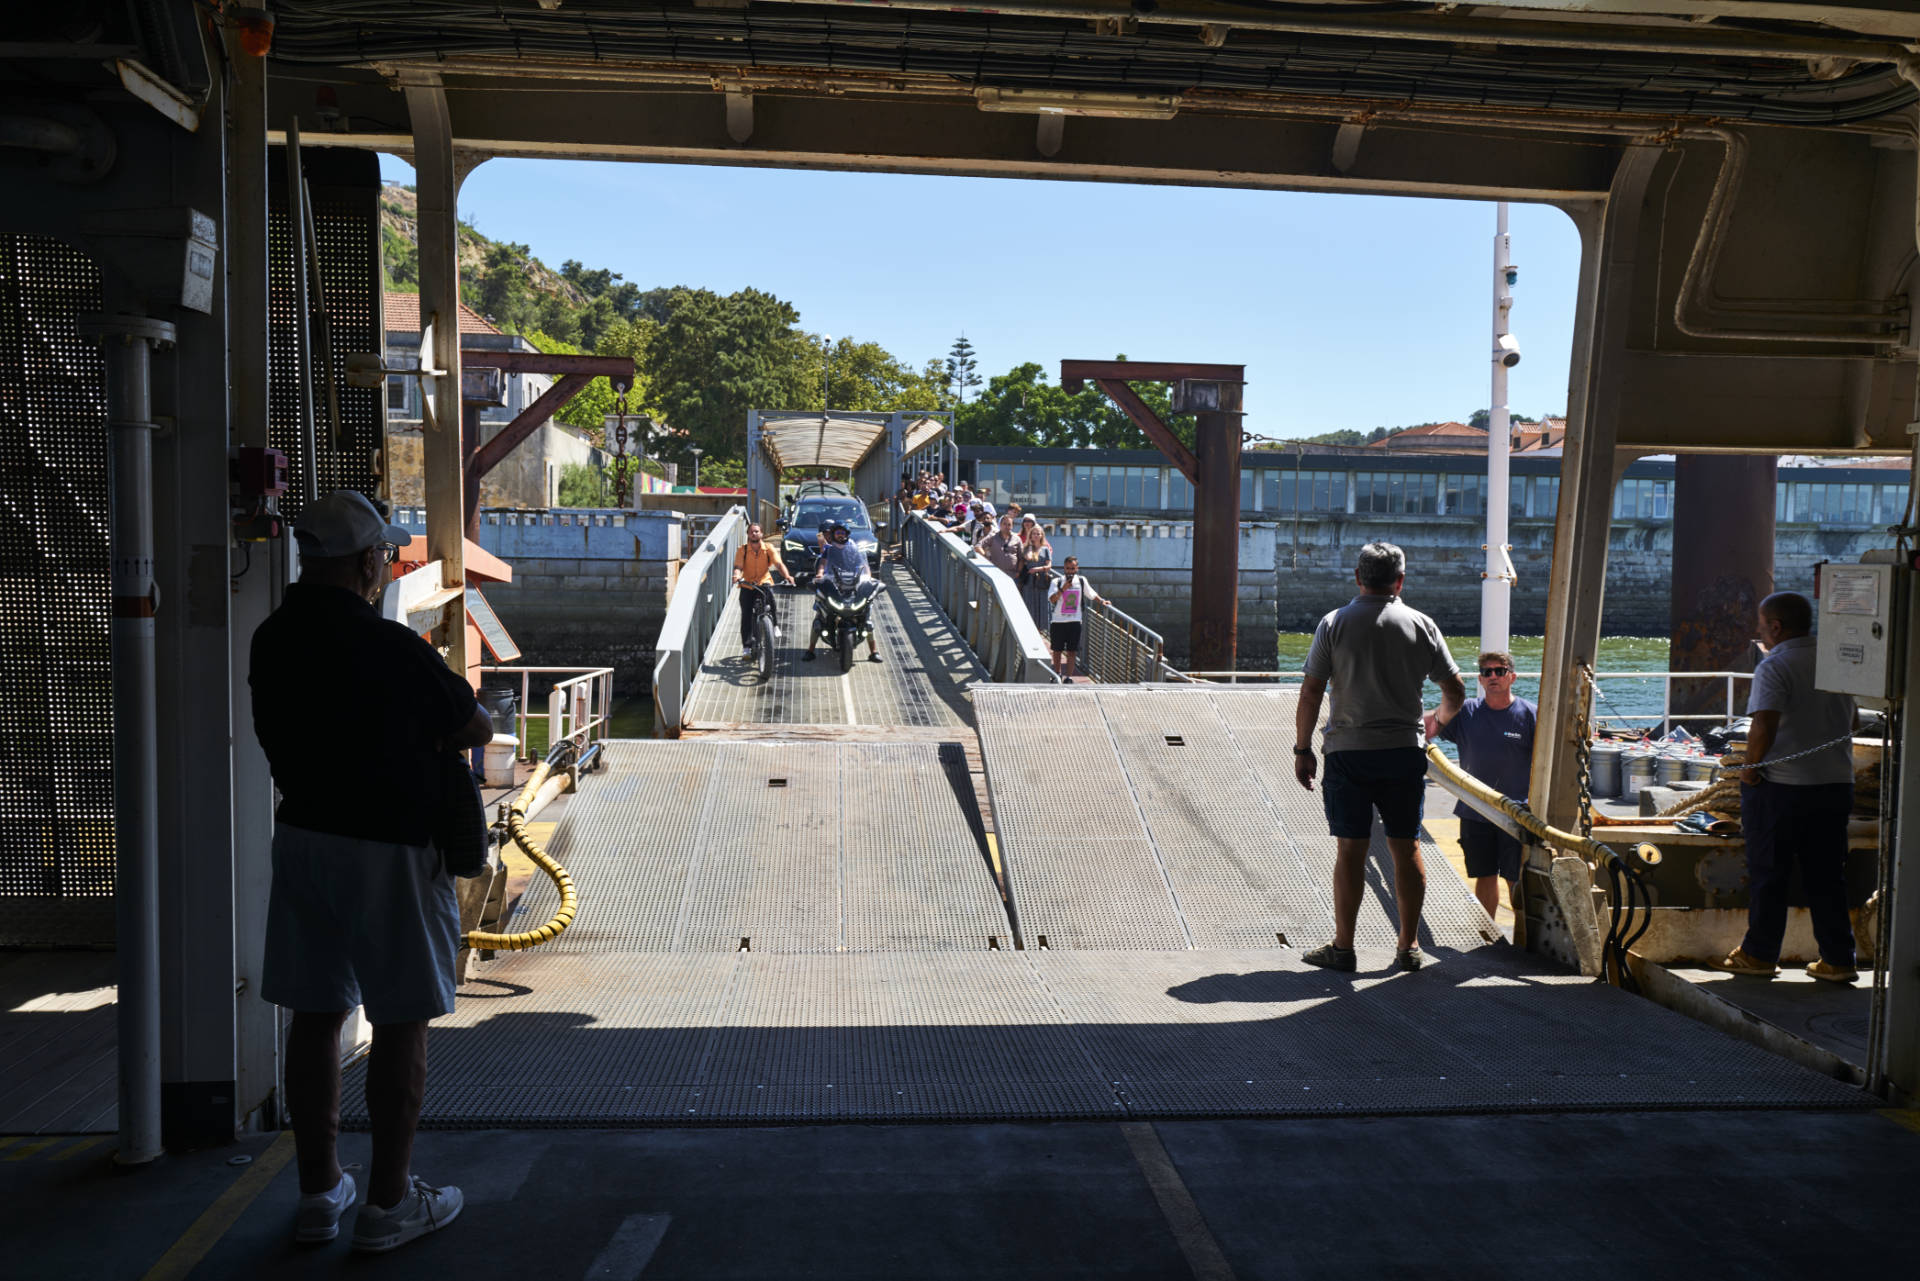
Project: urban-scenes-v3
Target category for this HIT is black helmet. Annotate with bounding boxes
[825,521,850,537]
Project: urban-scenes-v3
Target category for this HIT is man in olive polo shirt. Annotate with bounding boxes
[1294,541,1466,972]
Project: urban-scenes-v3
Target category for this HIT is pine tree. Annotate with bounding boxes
[946,334,982,406]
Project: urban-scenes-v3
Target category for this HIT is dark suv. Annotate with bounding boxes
[781,497,880,576]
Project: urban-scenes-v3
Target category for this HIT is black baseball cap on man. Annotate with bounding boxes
[295,490,412,557]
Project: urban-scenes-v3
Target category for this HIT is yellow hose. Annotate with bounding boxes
[1424,745,1662,870]
[465,758,580,951]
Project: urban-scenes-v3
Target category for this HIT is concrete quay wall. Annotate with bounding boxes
[1049,516,1887,659]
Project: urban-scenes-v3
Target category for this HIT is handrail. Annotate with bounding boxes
[653,505,748,734]
[901,512,1055,683]
[1080,595,1168,684]
[1423,744,1661,873]
[479,664,615,760]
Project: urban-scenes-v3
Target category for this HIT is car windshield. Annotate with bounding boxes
[791,502,868,531]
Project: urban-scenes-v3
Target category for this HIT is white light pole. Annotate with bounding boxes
[689,445,703,493]
[1483,202,1519,653]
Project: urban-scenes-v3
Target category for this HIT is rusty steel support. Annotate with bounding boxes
[459,351,631,537]
[1062,359,1245,672]
[1668,455,1776,720]
[1191,387,1245,672]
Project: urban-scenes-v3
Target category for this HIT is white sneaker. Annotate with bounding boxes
[351,1176,463,1254]
[294,1171,356,1243]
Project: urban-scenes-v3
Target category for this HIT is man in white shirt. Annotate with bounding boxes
[1047,556,1101,679]
[1715,591,1859,982]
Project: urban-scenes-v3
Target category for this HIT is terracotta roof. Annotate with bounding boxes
[384,292,500,336]
[1367,421,1485,446]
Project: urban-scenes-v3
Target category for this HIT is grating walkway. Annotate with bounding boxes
[684,563,979,729]
[354,666,1872,1128]
[514,740,1007,954]
[976,686,1494,953]
[349,945,1864,1128]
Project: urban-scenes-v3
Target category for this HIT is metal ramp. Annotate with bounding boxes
[684,563,980,729]
[347,690,1869,1129]
[514,740,1007,954]
[975,686,1495,953]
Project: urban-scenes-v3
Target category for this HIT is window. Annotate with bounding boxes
[386,351,416,415]
[1443,472,1485,517]
[1167,470,1193,510]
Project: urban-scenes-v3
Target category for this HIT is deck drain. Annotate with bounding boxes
[1164,735,1185,747]
[1276,932,1290,947]
[739,937,751,952]
[767,778,787,788]
[1036,933,1049,950]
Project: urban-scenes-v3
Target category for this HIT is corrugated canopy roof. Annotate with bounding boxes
[759,414,947,472]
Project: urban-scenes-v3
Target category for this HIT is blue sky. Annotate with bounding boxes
[380,153,1581,437]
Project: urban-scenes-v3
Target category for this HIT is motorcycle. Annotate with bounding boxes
[812,568,879,672]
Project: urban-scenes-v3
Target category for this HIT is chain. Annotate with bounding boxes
[1574,660,1596,839]
[1721,729,1860,779]
[609,391,632,507]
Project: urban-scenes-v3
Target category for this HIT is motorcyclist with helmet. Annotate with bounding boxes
[804,522,883,664]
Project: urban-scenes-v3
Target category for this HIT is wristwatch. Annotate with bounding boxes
[1292,746,1315,756]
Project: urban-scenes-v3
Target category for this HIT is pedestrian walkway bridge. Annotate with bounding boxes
[344,679,1864,1129]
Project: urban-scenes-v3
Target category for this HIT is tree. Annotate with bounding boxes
[809,335,944,412]
[555,461,609,508]
[956,359,1191,451]
[945,335,982,406]
[640,287,811,467]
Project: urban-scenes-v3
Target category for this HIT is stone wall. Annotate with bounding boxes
[1048,514,1888,657]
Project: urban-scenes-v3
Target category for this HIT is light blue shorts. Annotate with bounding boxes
[260,824,459,1025]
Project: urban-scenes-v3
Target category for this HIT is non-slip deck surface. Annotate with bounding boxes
[516,740,1007,954]
[368,683,1869,1129]
[347,945,1865,1127]
[685,563,979,729]
[975,685,1496,953]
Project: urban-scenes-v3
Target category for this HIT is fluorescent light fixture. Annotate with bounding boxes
[975,87,1180,120]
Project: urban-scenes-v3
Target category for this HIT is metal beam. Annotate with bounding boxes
[464,372,593,534]
[461,350,634,380]
[404,79,469,678]
[1094,379,1200,485]
[1063,359,1249,388]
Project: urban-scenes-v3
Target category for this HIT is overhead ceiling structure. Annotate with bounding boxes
[756,413,946,472]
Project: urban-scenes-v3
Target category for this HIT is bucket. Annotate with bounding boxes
[482,734,520,788]
[1622,754,1657,801]
[477,686,518,734]
[1656,754,1687,787]
[1588,742,1623,798]
[1684,756,1718,783]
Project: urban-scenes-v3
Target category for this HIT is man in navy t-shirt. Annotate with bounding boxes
[1425,649,1536,917]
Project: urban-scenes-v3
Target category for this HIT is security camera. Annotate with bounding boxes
[1495,334,1522,368]
[1505,264,1519,287]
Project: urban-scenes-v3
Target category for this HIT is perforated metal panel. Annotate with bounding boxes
[267,148,385,516]
[0,236,116,946]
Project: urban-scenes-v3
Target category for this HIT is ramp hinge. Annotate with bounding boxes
[739,936,751,952]
[1276,932,1290,947]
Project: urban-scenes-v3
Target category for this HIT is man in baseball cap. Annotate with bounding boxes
[251,489,489,1254]
[293,489,414,560]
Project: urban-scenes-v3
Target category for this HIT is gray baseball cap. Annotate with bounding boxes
[294,490,411,557]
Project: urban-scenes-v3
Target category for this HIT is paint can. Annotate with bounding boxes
[1656,754,1688,787]
[1622,753,1658,802]
[1588,742,1623,798]
[1684,756,1718,783]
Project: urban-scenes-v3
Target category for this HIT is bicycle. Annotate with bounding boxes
[742,582,779,681]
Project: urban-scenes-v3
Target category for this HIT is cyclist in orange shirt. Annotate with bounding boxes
[732,523,794,652]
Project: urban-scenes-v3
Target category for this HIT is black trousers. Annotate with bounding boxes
[1739,779,1855,966]
[739,585,767,648]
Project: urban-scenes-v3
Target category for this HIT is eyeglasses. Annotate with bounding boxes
[1479,666,1511,678]
[375,542,400,565]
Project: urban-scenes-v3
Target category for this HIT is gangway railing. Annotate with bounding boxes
[902,513,1055,684]
[480,665,615,760]
[654,505,748,734]
[1080,597,1171,684]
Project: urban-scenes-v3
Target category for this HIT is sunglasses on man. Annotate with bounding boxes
[1479,665,1511,678]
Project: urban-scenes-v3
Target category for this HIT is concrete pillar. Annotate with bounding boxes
[1668,455,1775,723]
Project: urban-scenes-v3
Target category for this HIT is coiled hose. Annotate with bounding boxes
[465,743,580,952]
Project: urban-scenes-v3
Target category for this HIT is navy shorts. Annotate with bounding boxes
[1321,747,1428,841]
[1459,818,1523,881]
[1049,621,1082,653]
